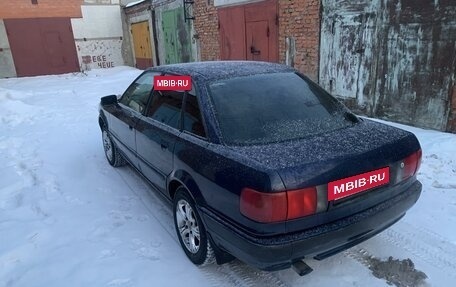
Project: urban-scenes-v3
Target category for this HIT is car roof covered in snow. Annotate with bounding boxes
[148,61,295,82]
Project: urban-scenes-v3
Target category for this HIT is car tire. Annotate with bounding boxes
[102,128,126,167]
[173,187,215,266]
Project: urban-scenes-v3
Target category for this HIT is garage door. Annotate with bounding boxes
[5,18,79,77]
[218,0,278,62]
[131,21,154,69]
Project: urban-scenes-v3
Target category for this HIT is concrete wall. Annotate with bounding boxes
[120,8,135,67]
[0,20,16,78]
[71,5,125,71]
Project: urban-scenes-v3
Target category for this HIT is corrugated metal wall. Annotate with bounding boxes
[320,0,456,131]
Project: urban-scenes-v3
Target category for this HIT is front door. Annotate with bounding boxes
[109,71,155,167]
[131,21,154,69]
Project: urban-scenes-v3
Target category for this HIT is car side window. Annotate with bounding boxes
[146,90,184,129]
[119,72,154,113]
[183,93,206,138]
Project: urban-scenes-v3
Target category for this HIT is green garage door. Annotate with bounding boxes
[162,8,192,64]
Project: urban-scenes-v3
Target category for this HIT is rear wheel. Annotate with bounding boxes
[173,187,215,265]
[102,128,126,167]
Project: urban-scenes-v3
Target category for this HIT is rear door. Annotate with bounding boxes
[109,71,155,168]
[135,83,185,191]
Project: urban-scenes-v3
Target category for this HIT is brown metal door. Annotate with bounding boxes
[218,6,246,60]
[246,21,270,61]
[218,0,278,62]
[131,21,154,69]
[5,18,79,77]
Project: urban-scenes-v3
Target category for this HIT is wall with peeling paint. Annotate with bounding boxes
[320,0,456,132]
[154,1,197,65]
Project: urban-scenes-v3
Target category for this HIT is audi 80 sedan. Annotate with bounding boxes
[98,61,422,274]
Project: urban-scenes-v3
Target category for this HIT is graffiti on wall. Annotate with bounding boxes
[82,55,115,68]
[75,39,123,71]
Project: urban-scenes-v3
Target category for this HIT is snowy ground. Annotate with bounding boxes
[1,67,455,287]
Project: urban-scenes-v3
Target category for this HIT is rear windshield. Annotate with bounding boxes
[208,72,355,145]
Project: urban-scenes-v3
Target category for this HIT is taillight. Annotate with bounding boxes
[401,149,422,180]
[240,187,317,223]
[287,187,317,220]
[416,149,422,173]
[240,188,287,223]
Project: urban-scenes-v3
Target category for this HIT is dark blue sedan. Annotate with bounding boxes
[98,61,422,274]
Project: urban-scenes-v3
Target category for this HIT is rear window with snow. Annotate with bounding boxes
[208,72,356,145]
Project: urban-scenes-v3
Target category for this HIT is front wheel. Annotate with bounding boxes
[102,128,126,167]
[173,187,215,265]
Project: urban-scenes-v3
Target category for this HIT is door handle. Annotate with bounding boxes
[160,140,169,150]
[250,46,261,55]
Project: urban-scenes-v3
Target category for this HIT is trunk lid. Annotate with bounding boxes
[232,119,420,191]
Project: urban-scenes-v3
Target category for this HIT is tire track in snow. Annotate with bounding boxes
[378,222,456,277]
[343,247,375,268]
[218,262,288,287]
[116,166,289,287]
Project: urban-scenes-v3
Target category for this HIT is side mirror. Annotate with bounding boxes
[100,95,118,105]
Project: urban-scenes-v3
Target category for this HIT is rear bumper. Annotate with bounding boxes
[201,180,422,271]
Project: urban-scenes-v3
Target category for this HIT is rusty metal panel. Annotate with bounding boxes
[131,21,153,69]
[320,8,379,102]
[5,18,79,77]
[320,0,456,131]
[376,0,456,131]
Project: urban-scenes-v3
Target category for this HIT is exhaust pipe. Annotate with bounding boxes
[291,260,313,276]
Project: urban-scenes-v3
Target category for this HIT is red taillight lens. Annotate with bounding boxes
[287,187,317,220]
[240,187,318,223]
[402,149,422,179]
[240,188,287,223]
[415,148,422,173]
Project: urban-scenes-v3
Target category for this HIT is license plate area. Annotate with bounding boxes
[328,167,390,201]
